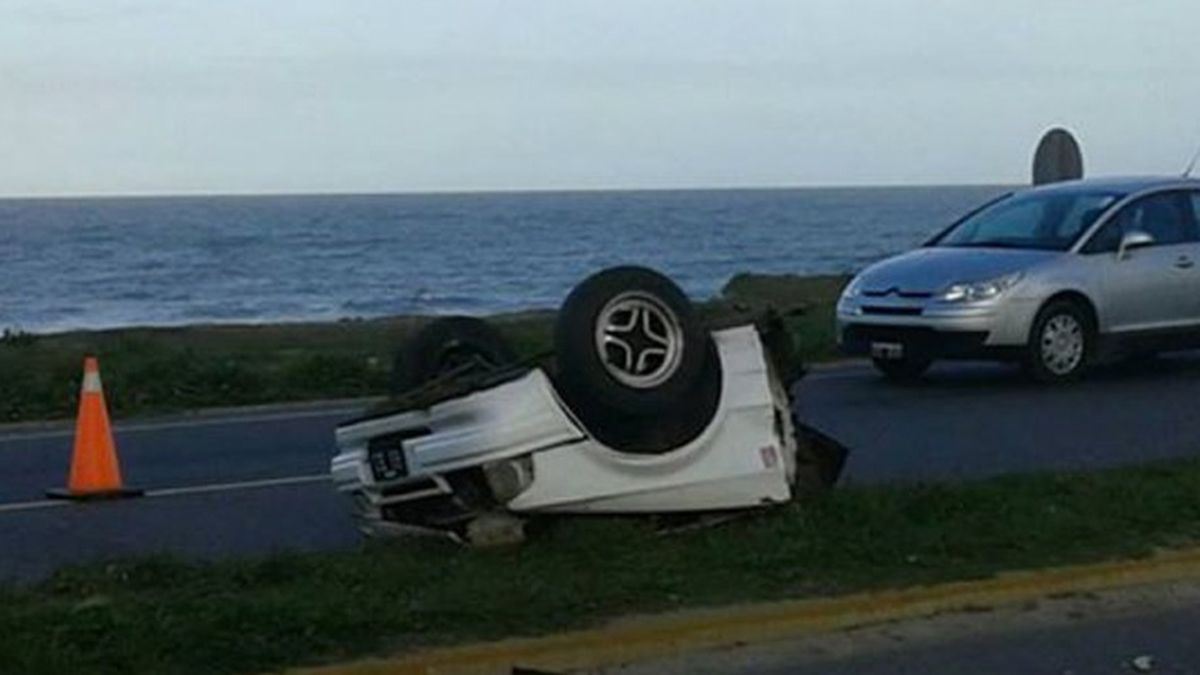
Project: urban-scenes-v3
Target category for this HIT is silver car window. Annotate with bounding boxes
[1083,191,1198,253]
[936,191,1120,251]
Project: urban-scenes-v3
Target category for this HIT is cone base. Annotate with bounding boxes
[45,487,145,501]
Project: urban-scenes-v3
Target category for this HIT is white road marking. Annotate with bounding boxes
[145,474,329,497]
[803,367,874,381]
[0,473,330,514]
[807,359,869,372]
[0,407,363,444]
[0,499,69,514]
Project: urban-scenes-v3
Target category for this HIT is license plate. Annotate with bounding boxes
[870,341,905,360]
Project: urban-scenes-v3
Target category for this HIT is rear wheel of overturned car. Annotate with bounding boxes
[554,266,722,453]
[391,316,518,395]
[1025,299,1093,383]
[871,355,932,382]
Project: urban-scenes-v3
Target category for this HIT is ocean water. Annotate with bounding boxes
[0,186,1006,334]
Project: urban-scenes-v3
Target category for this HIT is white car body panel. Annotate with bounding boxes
[331,325,796,529]
[508,326,793,512]
[335,369,584,478]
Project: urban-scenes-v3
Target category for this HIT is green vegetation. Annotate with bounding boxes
[721,273,846,363]
[0,274,848,424]
[3,458,1200,674]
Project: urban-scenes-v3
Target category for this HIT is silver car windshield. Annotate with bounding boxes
[935,191,1122,251]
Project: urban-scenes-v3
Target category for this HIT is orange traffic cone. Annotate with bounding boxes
[46,357,143,500]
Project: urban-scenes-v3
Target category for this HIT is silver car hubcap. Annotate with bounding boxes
[1040,314,1084,375]
[595,292,684,389]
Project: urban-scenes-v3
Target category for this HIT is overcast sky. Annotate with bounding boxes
[2,1,1197,196]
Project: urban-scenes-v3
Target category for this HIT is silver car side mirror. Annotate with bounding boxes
[1118,231,1155,259]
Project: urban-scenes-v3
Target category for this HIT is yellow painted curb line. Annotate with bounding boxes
[289,547,1200,675]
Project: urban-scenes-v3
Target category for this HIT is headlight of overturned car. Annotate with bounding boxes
[483,455,535,503]
[939,271,1023,303]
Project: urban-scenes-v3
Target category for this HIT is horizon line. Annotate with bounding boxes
[0,179,1016,201]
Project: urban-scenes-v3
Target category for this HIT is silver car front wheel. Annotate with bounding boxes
[1040,314,1085,375]
[1027,300,1093,383]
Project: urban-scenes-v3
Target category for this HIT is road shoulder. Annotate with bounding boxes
[609,580,1200,674]
[291,547,1200,675]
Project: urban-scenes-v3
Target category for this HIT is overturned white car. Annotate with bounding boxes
[331,266,845,541]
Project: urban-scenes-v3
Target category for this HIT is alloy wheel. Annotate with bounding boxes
[594,291,685,389]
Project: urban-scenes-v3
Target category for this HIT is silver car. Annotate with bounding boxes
[837,176,1200,382]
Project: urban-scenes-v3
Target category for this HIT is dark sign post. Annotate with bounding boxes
[1032,128,1084,185]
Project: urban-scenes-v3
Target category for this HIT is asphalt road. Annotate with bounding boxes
[800,353,1200,484]
[0,405,364,581]
[4,353,1200,581]
[0,405,356,504]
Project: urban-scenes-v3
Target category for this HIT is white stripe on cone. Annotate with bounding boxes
[82,371,102,393]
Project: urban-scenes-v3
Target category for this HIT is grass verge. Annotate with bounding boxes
[0,274,848,424]
[3,458,1200,674]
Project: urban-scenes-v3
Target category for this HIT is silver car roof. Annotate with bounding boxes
[1022,176,1200,196]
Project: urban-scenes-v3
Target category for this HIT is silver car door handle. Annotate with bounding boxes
[1175,256,1195,269]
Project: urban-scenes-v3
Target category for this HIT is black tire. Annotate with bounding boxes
[872,356,932,383]
[1024,299,1094,383]
[554,266,721,453]
[391,316,517,395]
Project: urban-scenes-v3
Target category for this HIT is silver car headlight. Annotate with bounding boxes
[939,272,1023,303]
[841,276,864,301]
